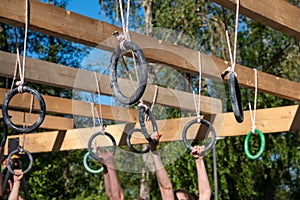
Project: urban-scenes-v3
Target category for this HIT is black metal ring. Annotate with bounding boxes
[109,40,148,105]
[0,118,8,148]
[228,72,244,123]
[87,131,117,161]
[126,105,157,154]
[7,148,33,175]
[2,86,46,133]
[182,118,216,155]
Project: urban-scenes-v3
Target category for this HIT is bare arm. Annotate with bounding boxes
[191,146,211,200]
[151,133,174,200]
[0,147,4,200]
[102,166,113,199]
[98,149,123,200]
[8,170,23,200]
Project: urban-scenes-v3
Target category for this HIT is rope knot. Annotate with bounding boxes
[16,81,24,93]
[196,114,201,123]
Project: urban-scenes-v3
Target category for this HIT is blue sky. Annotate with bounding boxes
[66,0,102,20]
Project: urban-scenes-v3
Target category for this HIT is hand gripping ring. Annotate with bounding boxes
[109,40,148,105]
[244,129,266,159]
[87,131,117,162]
[0,118,8,148]
[7,147,33,175]
[182,119,216,156]
[126,105,157,154]
[83,152,104,174]
[2,86,46,133]
[228,72,244,123]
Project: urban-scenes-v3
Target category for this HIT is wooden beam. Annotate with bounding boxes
[5,105,299,154]
[0,0,299,101]
[0,51,222,114]
[212,0,300,39]
[0,88,138,122]
[0,109,73,130]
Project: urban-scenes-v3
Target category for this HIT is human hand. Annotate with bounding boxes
[13,169,23,182]
[150,132,162,152]
[191,145,205,160]
[96,146,114,167]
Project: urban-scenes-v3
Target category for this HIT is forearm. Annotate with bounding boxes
[8,181,21,200]
[196,159,211,200]
[103,167,112,199]
[106,165,123,200]
[152,152,174,199]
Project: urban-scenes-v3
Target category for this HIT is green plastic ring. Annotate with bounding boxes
[83,152,104,174]
[244,129,266,159]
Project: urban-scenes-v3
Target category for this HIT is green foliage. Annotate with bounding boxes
[0,0,299,199]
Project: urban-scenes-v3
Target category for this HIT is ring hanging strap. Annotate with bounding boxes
[182,119,216,156]
[83,152,104,174]
[228,72,244,123]
[7,147,33,175]
[244,129,265,159]
[88,131,117,161]
[109,40,148,105]
[126,105,157,154]
[0,118,8,148]
[2,86,46,133]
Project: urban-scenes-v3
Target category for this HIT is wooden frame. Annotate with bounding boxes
[0,0,299,154]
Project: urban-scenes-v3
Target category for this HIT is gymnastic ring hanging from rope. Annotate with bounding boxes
[2,86,46,133]
[182,118,216,156]
[126,105,157,154]
[244,129,265,159]
[0,118,8,148]
[83,152,104,174]
[7,147,33,175]
[109,41,148,105]
[87,131,117,162]
[228,72,244,123]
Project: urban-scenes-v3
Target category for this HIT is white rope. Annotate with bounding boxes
[193,51,202,122]
[231,0,240,72]
[118,0,131,41]
[12,0,29,92]
[223,0,240,73]
[93,72,104,128]
[248,68,258,133]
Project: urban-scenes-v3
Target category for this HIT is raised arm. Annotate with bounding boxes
[151,133,174,200]
[98,148,124,200]
[0,147,4,200]
[191,146,211,200]
[8,170,23,200]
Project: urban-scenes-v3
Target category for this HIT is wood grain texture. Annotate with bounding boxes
[0,51,222,114]
[0,0,299,101]
[212,0,300,39]
[4,105,299,154]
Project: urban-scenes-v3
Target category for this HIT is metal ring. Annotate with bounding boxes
[126,106,157,154]
[182,118,216,155]
[7,148,33,175]
[228,72,244,123]
[2,86,46,133]
[87,131,117,161]
[83,152,104,174]
[244,129,265,159]
[0,118,8,148]
[126,128,152,154]
[109,40,148,105]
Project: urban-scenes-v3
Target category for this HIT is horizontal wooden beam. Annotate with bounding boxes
[0,88,138,123]
[212,0,300,39]
[0,0,299,102]
[0,51,222,114]
[0,109,73,130]
[5,105,299,154]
